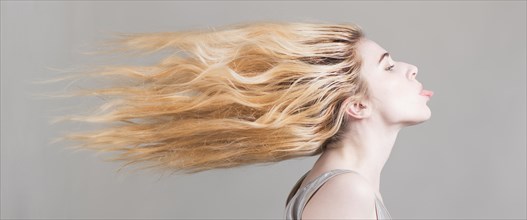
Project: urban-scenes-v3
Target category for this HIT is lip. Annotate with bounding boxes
[419,89,434,98]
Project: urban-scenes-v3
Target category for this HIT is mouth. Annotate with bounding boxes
[419,89,434,98]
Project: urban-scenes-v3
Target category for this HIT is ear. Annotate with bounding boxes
[343,97,371,119]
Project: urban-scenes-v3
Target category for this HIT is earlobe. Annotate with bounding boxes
[344,100,369,119]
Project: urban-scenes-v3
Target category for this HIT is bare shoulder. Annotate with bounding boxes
[302,171,377,220]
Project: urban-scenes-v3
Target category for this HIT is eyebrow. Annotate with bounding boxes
[378,52,390,65]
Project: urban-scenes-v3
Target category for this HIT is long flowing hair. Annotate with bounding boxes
[39,21,369,175]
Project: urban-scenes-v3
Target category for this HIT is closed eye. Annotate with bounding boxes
[385,64,395,71]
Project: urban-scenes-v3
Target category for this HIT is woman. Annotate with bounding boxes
[46,21,432,219]
[284,37,432,220]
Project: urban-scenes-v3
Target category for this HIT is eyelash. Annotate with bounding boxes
[386,64,395,71]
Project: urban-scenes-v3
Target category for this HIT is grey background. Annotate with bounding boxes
[1,1,525,219]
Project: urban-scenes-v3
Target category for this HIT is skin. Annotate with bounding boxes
[300,38,431,219]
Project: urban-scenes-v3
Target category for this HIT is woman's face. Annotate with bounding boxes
[356,38,432,127]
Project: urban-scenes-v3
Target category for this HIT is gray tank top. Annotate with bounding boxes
[284,169,392,220]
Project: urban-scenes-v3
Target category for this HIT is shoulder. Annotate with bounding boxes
[302,171,377,219]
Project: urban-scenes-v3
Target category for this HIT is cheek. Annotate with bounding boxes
[375,81,403,102]
[384,82,424,117]
[371,81,409,112]
[366,75,408,108]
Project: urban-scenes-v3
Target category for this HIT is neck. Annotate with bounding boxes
[313,119,400,198]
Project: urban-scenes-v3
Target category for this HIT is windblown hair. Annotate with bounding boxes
[43,21,369,175]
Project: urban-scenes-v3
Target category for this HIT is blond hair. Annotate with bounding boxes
[41,21,369,175]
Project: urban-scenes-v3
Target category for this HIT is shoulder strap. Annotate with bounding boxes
[285,169,358,207]
[285,170,310,207]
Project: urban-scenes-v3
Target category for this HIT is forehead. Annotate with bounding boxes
[357,38,387,66]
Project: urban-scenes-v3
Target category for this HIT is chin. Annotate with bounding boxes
[423,105,432,120]
[414,108,432,125]
[402,108,432,127]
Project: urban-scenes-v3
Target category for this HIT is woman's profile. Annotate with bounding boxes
[44,21,432,220]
